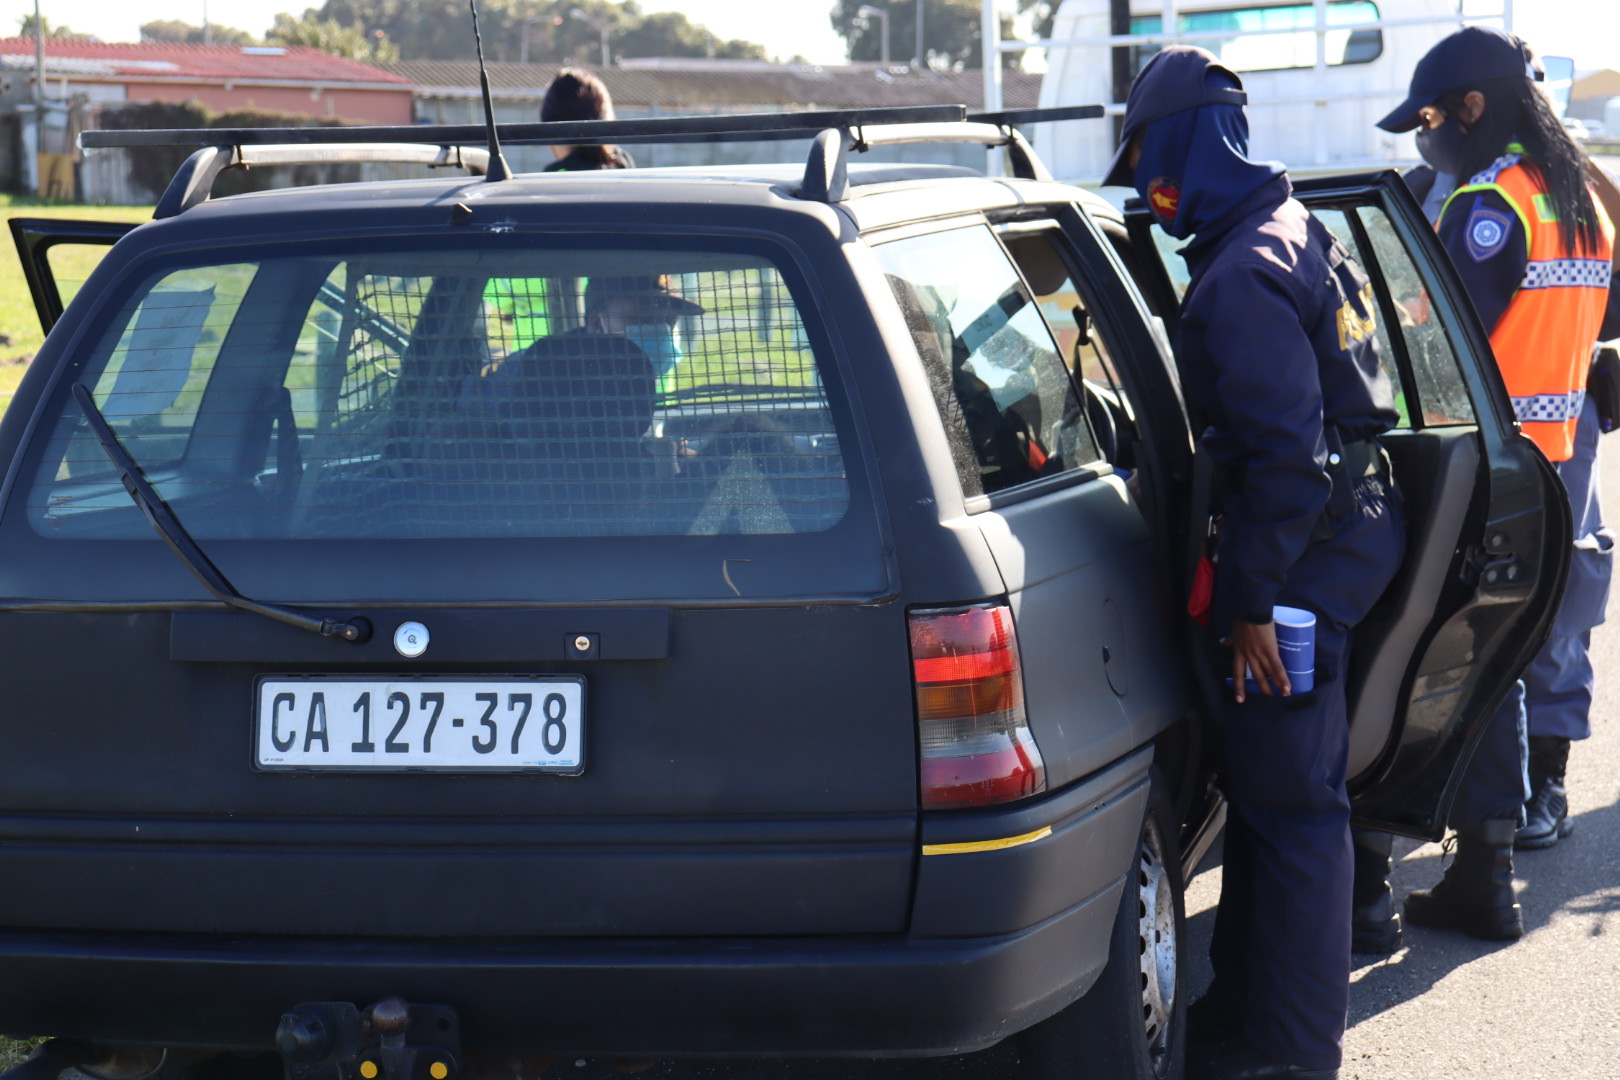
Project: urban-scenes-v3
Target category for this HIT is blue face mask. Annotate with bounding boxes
[625,322,682,380]
[1416,117,1470,177]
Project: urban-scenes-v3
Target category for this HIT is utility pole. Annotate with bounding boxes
[855,6,890,66]
[203,0,213,46]
[1109,0,1131,143]
[569,7,611,67]
[31,0,43,108]
[913,0,925,69]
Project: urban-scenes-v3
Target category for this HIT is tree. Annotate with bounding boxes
[16,14,91,39]
[272,1,771,64]
[829,0,1017,71]
[616,11,767,62]
[140,20,259,46]
[1018,0,1056,41]
[267,9,401,60]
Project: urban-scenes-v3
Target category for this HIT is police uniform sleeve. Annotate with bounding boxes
[1196,264,1333,624]
[1601,270,1620,342]
[1436,189,1528,335]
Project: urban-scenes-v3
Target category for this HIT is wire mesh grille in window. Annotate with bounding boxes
[29,252,851,541]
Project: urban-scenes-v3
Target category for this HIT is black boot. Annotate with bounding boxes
[1350,829,1402,956]
[1517,735,1573,850]
[1404,820,1523,941]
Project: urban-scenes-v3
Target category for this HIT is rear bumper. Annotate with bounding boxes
[0,752,1154,1058]
[0,892,1118,1057]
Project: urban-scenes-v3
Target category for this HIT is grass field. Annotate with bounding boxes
[0,196,152,403]
[0,198,151,1060]
[0,1036,43,1070]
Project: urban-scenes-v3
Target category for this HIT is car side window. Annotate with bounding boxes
[52,264,254,481]
[1314,207,1476,428]
[875,225,1101,499]
[999,227,1138,470]
[1353,206,1477,426]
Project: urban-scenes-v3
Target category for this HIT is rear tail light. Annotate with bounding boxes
[909,601,1046,810]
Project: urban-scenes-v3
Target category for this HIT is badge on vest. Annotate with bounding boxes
[1465,202,1515,262]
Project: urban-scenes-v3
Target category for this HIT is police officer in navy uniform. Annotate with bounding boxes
[1103,46,1406,1080]
[1348,28,1615,951]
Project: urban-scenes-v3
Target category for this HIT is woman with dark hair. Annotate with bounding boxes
[1364,26,1614,945]
[541,68,633,171]
[485,70,634,350]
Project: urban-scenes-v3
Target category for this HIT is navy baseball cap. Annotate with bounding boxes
[1377,26,1539,133]
[1102,46,1247,187]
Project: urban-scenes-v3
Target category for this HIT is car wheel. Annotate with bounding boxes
[1020,771,1186,1080]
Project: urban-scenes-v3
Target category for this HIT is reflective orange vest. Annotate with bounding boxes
[1441,146,1615,461]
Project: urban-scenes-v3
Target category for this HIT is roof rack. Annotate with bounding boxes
[80,104,1104,216]
[79,106,970,151]
[151,143,488,219]
[803,104,1105,200]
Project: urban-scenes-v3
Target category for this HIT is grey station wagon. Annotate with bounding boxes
[0,106,1568,1080]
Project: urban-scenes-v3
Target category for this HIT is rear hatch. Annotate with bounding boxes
[0,227,913,939]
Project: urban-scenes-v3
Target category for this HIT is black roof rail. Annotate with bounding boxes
[150,143,489,219]
[966,104,1106,127]
[79,105,969,151]
[803,106,1106,201]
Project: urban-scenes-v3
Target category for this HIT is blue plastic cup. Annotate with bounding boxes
[1273,605,1316,692]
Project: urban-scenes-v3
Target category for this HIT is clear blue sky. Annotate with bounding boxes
[1,2,1616,73]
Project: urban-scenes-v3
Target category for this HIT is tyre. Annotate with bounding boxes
[1020,771,1186,1080]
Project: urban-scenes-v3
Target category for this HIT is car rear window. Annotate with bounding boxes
[25,244,851,542]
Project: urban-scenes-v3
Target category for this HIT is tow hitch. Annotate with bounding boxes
[276,998,461,1080]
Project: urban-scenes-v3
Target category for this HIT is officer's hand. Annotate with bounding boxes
[1230,619,1290,703]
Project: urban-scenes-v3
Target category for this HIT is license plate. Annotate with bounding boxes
[255,676,585,773]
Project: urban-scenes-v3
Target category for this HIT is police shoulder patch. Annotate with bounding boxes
[1464,201,1515,263]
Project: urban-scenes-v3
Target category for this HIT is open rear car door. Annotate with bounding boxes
[1126,170,1572,839]
[8,218,136,333]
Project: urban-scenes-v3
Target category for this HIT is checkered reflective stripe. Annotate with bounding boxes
[1512,389,1586,423]
[1520,258,1612,290]
[1468,153,1522,187]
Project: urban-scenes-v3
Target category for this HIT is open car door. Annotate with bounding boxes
[1126,170,1572,839]
[8,218,136,333]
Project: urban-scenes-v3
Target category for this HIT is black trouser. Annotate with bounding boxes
[1209,475,1404,1070]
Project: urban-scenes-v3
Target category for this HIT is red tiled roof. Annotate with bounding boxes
[0,39,407,86]
[375,59,1041,110]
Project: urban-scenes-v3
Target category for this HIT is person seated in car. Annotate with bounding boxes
[464,276,702,468]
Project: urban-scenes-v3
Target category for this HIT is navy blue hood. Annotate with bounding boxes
[1134,91,1286,240]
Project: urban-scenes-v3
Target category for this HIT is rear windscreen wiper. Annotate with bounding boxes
[72,384,371,644]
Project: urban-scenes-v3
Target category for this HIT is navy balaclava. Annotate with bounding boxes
[1132,71,1286,240]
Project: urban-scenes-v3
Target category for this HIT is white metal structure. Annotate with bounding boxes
[984,0,1513,184]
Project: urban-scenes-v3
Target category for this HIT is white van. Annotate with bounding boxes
[1032,0,1505,184]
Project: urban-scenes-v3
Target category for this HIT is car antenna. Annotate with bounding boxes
[468,0,512,182]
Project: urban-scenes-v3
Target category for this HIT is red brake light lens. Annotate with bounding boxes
[909,602,1046,810]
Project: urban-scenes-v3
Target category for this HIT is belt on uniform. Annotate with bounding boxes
[1313,432,1391,542]
[1330,434,1389,481]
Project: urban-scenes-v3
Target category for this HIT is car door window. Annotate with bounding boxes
[1133,208,1476,431]
[1349,206,1477,426]
[1000,227,1138,471]
[44,241,119,312]
[875,225,1101,499]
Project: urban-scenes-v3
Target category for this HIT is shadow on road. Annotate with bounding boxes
[1347,790,1620,1027]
